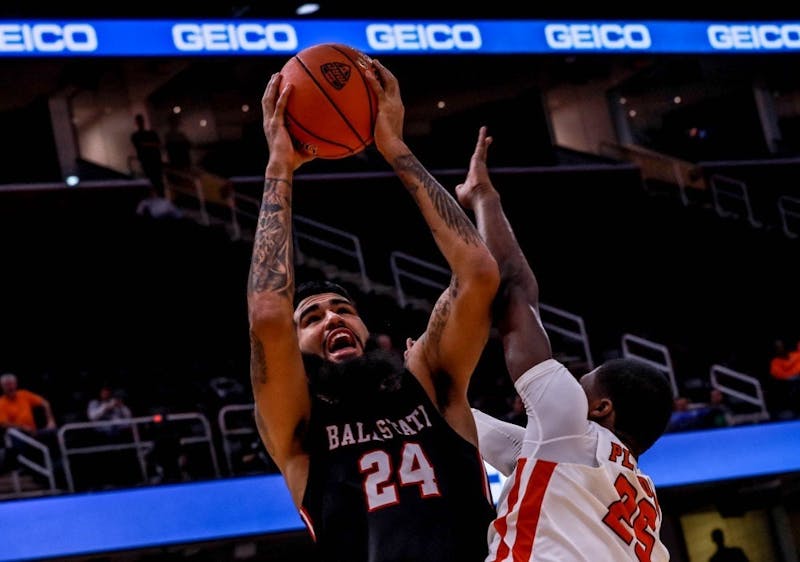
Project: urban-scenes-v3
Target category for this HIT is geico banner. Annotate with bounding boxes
[2,19,800,56]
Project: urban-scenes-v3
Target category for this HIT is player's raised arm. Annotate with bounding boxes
[365,59,500,401]
[247,73,314,505]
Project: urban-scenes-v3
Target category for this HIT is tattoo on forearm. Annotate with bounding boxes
[250,331,267,386]
[393,154,482,246]
[428,277,457,348]
[249,177,294,294]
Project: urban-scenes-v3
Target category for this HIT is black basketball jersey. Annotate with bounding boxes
[301,368,496,562]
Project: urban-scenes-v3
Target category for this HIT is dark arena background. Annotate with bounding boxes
[0,2,799,561]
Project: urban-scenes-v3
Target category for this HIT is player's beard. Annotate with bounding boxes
[303,349,403,405]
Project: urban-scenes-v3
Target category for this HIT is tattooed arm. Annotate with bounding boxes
[246,73,314,506]
[365,61,499,428]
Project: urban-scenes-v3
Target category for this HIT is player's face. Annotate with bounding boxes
[0,377,17,395]
[294,292,368,363]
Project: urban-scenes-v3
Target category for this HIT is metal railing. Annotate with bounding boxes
[777,195,800,239]
[57,412,220,493]
[218,403,258,476]
[2,428,57,497]
[621,333,679,398]
[389,251,594,368]
[598,141,706,205]
[709,364,770,425]
[539,303,595,371]
[709,174,762,228]
[165,167,241,239]
[294,215,371,292]
[390,251,449,309]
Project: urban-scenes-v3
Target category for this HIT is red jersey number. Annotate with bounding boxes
[602,473,658,562]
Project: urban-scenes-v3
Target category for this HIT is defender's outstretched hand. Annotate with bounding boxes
[455,126,498,211]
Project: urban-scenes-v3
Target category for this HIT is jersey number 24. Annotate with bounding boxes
[359,442,440,511]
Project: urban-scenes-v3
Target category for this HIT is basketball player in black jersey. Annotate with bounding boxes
[247,59,499,561]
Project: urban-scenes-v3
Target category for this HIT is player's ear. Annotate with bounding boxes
[588,397,613,420]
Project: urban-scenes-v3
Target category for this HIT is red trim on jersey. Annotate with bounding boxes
[491,458,556,562]
[477,449,493,502]
[298,506,317,542]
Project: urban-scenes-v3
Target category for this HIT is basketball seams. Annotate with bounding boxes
[284,111,356,158]
[294,46,370,149]
[328,43,378,126]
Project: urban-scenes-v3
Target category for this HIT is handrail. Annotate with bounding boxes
[621,333,679,398]
[57,412,220,493]
[389,251,594,368]
[709,364,770,425]
[598,141,705,205]
[777,195,800,239]
[539,303,595,370]
[389,251,449,309]
[4,428,56,495]
[165,168,209,226]
[165,167,242,239]
[218,404,257,476]
[709,174,762,228]
[293,215,371,292]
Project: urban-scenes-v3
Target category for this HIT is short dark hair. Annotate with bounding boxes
[595,358,673,456]
[293,280,355,310]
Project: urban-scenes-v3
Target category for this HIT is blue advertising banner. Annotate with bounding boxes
[0,420,798,560]
[2,19,800,57]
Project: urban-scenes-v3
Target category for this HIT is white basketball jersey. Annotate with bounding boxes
[482,359,670,562]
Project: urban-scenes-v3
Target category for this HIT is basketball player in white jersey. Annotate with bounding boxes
[455,127,674,561]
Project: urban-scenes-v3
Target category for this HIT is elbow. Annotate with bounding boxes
[469,253,501,297]
[248,292,294,330]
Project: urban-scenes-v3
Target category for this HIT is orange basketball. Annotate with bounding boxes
[280,43,378,159]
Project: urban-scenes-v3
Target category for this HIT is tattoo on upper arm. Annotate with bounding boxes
[428,277,458,348]
[248,177,294,294]
[250,331,267,386]
[254,408,276,457]
[393,154,482,246]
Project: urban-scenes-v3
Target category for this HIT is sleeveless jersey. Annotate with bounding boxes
[485,359,670,562]
[301,368,496,562]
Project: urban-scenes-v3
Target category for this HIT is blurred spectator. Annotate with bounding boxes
[767,338,800,419]
[368,332,405,365]
[164,113,193,171]
[666,389,735,433]
[136,186,183,221]
[769,338,800,380]
[131,113,166,197]
[87,384,133,433]
[665,396,710,433]
[161,111,234,218]
[81,384,137,489]
[709,528,749,562]
[0,373,61,485]
[0,372,56,434]
[705,388,733,428]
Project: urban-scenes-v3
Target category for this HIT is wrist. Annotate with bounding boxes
[265,160,294,180]
[476,188,501,205]
[378,138,409,161]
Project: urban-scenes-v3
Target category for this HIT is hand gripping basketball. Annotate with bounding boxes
[280,43,378,159]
